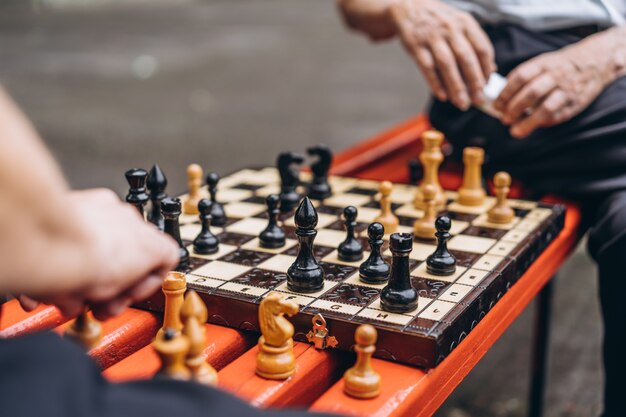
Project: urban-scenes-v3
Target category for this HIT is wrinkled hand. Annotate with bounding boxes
[388,0,496,109]
[494,30,624,138]
[22,189,179,320]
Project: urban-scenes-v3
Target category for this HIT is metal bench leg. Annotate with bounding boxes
[528,277,555,417]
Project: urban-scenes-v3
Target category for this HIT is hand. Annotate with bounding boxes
[388,0,496,109]
[23,189,179,320]
[494,28,626,138]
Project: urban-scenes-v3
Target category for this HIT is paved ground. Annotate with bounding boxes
[0,1,603,416]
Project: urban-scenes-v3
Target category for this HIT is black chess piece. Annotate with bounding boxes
[287,196,325,293]
[259,194,286,248]
[125,168,149,216]
[408,159,422,186]
[306,144,333,200]
[206,172,226,226]
[380,233,419,313]
[426,215,456,276]
[338,206,363,262]
[359,222,391,284]
[193,199,219,255]
[161,197,190,270]
[277,151,305,212]
[146,164,168,230]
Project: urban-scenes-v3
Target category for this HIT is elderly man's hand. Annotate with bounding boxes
[337,0,496,110]
[494,27,626,138]
[388,0,496,109]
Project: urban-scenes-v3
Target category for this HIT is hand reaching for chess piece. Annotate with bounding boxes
[6,189,179,321]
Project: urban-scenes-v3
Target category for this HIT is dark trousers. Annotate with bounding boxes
[429,24,626,417]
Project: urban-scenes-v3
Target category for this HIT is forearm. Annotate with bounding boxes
[0,88,91,295]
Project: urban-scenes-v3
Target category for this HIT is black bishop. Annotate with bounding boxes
[287,196,324,293]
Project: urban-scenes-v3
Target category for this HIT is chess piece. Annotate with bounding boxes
[259,194,286,248]
[413,130,446,210]
[380,233,419,313]
[457,147,486,206]
[426,215,456,276]
[162,197,190,270]
[64,308,102,350]
[146,164,167,230]
[183,164,203,215]
[488,171,515,224]
[277,151,305,212]
[413,184,438,240]
[125,168,149,216]
[157,271,186,340]
[287,197,325,293]
[359,222,390,284]
[338,206,364,262]
[306,144,333,200]
[193,199,219,254]
[408,158,422,185]
[181,290,218,386]
[343,324,381,399]
[374,181,399,234]
[206,172,226,226]
[153,328,191,381]
[256,292,299,380]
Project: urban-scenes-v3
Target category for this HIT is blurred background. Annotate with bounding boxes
[0,1,601,416]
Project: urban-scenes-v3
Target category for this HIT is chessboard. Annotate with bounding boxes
[137,167,565,368]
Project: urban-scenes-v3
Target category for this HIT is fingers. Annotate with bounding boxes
[494,62,543,112]
[430,37,470,109]
[17,294,40,311]
[463,17,496,77]
[510,90,569,138]
[448,32,486,103]
[414,46,447,101]
[501,73,557,125]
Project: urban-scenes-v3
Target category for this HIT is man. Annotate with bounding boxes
[0,88,319,417]
[337,0,626,416]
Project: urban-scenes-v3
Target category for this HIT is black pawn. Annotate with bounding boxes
[306,144,333,200]
[287,196,324,293]
[193,199,219,255]
[146,164,168,230]
[426,215,456,276]
[359,222,391,284]
[277,152,304,212]
[259,194,286,248]
[338,206,363,262]
[125,168,149,216]
[380,233,419,313]
[408,159,422,186]
[206,172,226,226]
[161,197,190,271]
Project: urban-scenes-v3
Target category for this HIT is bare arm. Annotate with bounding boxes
[0,88,179,319]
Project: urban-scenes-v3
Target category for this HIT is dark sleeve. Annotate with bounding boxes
[0,332,331,417]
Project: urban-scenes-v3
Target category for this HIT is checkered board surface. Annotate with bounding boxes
[137,167,566,368]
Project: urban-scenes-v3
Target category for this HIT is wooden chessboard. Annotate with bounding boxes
[136,167,566,368]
